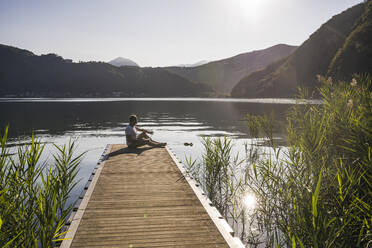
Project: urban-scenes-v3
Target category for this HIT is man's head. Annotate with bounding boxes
[129,114,138,126]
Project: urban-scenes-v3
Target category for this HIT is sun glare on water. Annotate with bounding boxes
[243,193,257,210]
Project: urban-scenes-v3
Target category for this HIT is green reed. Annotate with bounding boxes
[243,74,371,247]
[186,136,248,237]
[0,127,83,248]
[188,75,371,247]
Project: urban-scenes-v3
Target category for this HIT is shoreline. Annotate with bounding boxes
[0,97,322,104]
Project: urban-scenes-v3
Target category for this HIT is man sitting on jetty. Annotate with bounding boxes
[125,114,166,148]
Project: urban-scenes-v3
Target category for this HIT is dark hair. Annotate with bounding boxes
[129,114,137,123]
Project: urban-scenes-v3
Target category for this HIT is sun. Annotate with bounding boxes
[235,0,266,20]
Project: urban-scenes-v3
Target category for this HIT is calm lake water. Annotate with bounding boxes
[0,98,310,207]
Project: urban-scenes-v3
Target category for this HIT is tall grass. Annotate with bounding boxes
[188,75,371,247]
[186,137,246,230]
[246,75,371,247]
[0,127,83,248]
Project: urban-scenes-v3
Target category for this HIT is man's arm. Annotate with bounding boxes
[136,126,153,134]
[136,126,144,132]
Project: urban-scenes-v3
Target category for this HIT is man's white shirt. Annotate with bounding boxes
[125,125,137,145]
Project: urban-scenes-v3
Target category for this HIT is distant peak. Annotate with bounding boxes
[175,60,209,67]
[108,57,139,67]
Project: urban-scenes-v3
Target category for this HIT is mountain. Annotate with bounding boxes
[166,44,297,94]
[176,60,209,67]
[108,57,139,67]
[0,44,212,97]
[232,2,370,98]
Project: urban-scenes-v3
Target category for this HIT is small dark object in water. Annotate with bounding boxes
[184,142,193,146]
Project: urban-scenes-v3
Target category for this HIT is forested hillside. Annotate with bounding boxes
[0,44,212,97]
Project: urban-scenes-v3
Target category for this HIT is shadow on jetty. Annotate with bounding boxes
[107,146,155,157]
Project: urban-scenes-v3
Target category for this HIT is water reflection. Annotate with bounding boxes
[0,98,294,212]
[243,193,257,210]
[0,99,292,139]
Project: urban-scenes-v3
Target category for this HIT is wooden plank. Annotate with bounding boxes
[60,144,244,248]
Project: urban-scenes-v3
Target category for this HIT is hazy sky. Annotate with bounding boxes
[0,0,362,67]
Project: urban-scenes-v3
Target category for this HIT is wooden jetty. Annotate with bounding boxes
[61,144,244,248]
